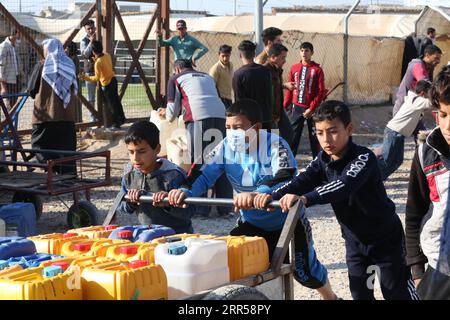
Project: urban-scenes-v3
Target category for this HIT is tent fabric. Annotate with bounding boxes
[415,6,450,74]
[12,12,420,42]
[416,6,450,36]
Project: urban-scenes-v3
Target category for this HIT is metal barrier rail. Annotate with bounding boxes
[124,195,282,208]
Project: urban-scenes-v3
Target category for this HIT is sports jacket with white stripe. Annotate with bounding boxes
[405,127,450,279]
[272,140,397,244]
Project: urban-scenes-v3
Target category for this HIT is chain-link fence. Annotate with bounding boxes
[0,0,159,132]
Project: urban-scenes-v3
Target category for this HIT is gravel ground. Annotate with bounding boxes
[0,105,430,300]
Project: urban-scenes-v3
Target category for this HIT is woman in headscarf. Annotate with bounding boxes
[30,38,78,174]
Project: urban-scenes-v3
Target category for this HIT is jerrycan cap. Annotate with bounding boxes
[74,243,92,251]
[51,262,69,271]
[63,233,78,238]
[118,230,133,239]
[168,243,187,255]
[43,265,63,277]
[129,260,148,269]
[119,246,138,255]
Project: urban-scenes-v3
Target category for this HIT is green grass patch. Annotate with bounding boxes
[121,83,156,111]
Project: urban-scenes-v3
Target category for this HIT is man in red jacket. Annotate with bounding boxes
[284,42,325,157]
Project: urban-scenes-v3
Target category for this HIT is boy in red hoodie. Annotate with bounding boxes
[284,42,325,157]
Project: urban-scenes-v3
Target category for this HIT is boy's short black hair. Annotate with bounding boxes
[219,44,232,54]
[300,42,314,52]
[226,99,262,125]
[125,120,160,149]
[424,44,442,56]
[238,40,256,60]
[268,43,288,57]
[427,27,436,35]
[91,40,103,54]
[430,69,450,110]
[313,100,352,127]
[261,27,282,46]
[415,80,432,95]
[83,19,95,27]
[174,59,192,69]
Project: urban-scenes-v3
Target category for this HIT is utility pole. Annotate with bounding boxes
[234,0,237,16]
[254,0,263,54]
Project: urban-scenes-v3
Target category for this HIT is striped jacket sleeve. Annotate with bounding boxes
[271,156,323,200]
[302,151,375,206]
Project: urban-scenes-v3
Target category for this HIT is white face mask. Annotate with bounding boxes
[227,128,246,152]
[227,125,257,152]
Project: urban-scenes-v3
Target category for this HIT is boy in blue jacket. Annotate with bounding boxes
[168,99,338,300]
[117,121,194,234]
[254,100,419,300]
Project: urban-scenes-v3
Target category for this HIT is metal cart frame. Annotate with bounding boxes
[105,194,302,300]
[0,93,111,228]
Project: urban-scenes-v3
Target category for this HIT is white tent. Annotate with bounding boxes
[13,12,420,42]
[415,6,450,73]
[416,6,450,36]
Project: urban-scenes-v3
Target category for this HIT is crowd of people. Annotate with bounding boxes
[0,20,449,300]
[120,22,449,300]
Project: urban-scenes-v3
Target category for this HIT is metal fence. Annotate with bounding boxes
[0,0,160,131]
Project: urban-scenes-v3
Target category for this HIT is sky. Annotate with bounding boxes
[3,0,448,16]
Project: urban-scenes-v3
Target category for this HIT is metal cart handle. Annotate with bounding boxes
[124,194,282,208]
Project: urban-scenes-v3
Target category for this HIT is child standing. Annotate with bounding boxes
[284,42,325,157]
[405,69,450,299]
[255,100,418,300]
[81,40,126,130]
[117,121,194,234]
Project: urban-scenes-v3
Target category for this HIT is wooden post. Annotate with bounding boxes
[159,0,170,103]
[113,3,156,108]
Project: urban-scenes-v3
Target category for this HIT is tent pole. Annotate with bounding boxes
[343,0,360,104]
[255,0,263,55]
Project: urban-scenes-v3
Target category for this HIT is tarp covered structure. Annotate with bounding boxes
[416,6,450,72]
[10,12,419,41]
[5,7,450,104]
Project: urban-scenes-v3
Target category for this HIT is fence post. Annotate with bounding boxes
[158,0,170,104]
[343,0,360,104]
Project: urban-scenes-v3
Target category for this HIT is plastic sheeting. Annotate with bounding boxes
[189,30,404,105]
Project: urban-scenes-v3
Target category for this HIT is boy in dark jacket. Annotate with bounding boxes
[117,121,194,233]
[254,100,418,300]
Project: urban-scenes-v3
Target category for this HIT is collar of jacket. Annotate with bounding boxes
[321,138,356,169]
[426,127,450,158]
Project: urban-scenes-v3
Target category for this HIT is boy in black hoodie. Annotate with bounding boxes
[254,100,418,300]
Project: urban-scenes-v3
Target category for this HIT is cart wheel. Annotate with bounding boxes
[12,192,43,221]
[202,285,268,300]
[67,200,99,228]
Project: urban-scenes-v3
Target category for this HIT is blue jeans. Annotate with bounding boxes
[378,127,405,180]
